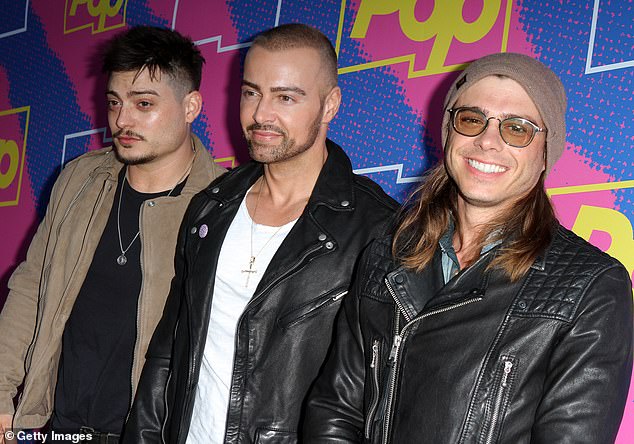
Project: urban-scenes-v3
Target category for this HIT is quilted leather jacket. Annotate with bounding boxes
[304,226,633,443]
[123,140,397,443]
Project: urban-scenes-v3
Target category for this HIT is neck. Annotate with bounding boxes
[248,143,328,226]
[126,140,196,193]
[452,200,500,267]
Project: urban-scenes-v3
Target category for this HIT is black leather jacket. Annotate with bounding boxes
[123,140,397,443]
[304,226,633,443]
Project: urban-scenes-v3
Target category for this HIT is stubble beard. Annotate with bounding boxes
[246,108,323,164]
[112,130,157,165]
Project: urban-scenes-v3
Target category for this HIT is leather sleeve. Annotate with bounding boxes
[303,251,369,442]
[122,205,191,443]
[531,264,633,443]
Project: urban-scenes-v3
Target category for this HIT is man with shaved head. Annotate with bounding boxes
[124,23,396,443]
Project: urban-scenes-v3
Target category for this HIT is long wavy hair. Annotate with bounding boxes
[392,163,557,281]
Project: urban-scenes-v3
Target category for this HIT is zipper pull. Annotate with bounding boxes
[388,335,402,364]
[501,360,513,387]
[370,341,379,368]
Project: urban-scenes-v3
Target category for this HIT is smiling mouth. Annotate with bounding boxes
[468,158,507,173]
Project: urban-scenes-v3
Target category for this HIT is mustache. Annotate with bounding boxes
[113,129,145,140]
[246,124,286,136]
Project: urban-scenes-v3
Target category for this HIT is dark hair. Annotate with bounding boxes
[102,26,205,92]
[392,164,557,282]
[252,23,338,88]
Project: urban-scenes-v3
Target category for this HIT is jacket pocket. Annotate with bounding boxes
[479,356,517,444]
[365,338,382,440]
[277,288,348,329]
[255,427,297,443]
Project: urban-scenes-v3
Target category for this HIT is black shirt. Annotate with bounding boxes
[51,168,185,434]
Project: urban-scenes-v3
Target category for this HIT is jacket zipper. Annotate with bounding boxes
[161,369,173,444]
[365,339,381,439]
[129,202,147,408]
[382,278,483,444]
[483,359,514,444]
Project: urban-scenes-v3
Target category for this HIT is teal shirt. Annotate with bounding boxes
[439,220,500,284]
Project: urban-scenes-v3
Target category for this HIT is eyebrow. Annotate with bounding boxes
[106,89,160,98]
[462,105,541,123]
[242,80,306,96]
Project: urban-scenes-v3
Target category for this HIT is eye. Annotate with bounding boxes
[458,111,485,127]
[241,89,259,99]
[107,98,120,108]
[279,95,294,103]
[503,120,529,135]
[137,100,152,109]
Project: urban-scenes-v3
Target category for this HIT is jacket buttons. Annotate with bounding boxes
[518,301,527,309]
[190,227,197,234]
[325,241,334,249]
[211,187,220,194]
[147,201,156,207]
[318,233,327,241]
[394,274,405,284]
[341,200,350,207]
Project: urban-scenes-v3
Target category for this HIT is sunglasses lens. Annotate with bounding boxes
[452,108,537,148]
[453,108,487,136]
[499,119,535,147]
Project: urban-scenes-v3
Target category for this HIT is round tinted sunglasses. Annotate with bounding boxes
[448,107,547,148]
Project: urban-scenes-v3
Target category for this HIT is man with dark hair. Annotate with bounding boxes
[124,23,397,443]
[0,25,224,443]
[303,52,633,443]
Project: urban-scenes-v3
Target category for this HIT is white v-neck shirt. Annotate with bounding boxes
[186,193,297,444]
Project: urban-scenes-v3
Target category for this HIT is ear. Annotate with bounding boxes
[321,86,342,124]
[184,90,203,124]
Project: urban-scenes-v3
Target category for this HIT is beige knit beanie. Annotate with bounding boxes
[441,52,567,175]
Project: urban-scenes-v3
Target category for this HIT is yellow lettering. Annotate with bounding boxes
[0,138,19,189]
[351,0,399,39]
[572,205,634,286]
[351,0,502,71]
[69,0,124,32]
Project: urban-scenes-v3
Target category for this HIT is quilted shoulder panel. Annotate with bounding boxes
[359,235,397,303]
[511,226,622,321]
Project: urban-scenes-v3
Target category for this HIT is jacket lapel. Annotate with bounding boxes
[386,249,496,320]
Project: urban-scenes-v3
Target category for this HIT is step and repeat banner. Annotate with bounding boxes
[1,0,633,439]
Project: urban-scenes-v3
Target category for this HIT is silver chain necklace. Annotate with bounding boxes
[241,176,285,287]
[116,158,194,266]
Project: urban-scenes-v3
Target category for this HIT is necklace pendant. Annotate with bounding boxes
[117,254,128,266]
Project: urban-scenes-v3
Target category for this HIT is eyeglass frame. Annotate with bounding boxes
[447,106,547,148]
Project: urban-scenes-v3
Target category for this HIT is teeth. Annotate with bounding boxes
[468,159,506,173]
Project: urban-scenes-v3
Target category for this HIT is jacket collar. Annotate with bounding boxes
[203,138,356,211]
[387,249,494,322]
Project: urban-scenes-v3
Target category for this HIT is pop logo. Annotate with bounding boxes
[573,205,634,290]
[340,0,513,77]
[0,106,29,207]
[64,0,127,35]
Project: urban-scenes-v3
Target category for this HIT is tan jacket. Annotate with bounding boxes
[0,135,225,428]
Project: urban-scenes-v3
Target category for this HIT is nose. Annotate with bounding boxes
[474,118,504,151]
[114,104,133,129]
[252,97,275,125]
